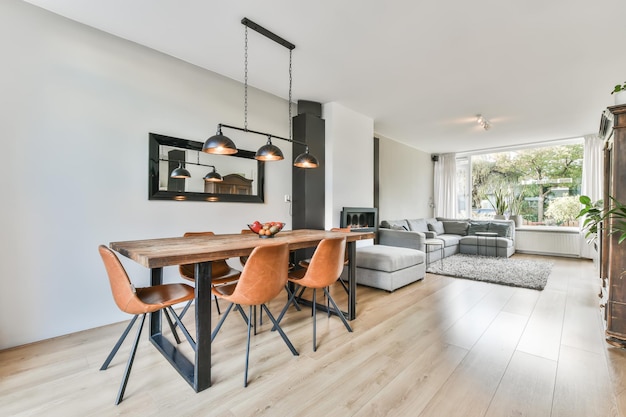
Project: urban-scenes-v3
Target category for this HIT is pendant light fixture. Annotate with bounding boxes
[203,166,223,182]
[163,153,223,182]
[255,136,284,161]
[202,18,319,169]
[293,146,319,168]
[202,125,237,155]
[170,161,191,179]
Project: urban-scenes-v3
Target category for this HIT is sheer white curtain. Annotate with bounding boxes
[433,153,457,218]
[580,134,605,259]
[582,134,604,202]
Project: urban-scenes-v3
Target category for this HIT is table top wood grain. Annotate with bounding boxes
[110,229,375,268]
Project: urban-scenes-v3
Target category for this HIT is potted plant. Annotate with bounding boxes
[578,195,626,247]
[508,188,526,227]
[487,188,508,220]
[611,81,626,106]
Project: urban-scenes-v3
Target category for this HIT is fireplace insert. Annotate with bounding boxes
[340,207,378,233]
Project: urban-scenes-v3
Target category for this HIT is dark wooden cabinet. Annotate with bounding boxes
[204,174,253,195]
[604,103,626,345]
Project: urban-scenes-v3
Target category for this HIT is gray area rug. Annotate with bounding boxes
[426,254,553,290]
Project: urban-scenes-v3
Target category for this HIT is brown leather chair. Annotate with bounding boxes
[276,236,352,352]
[298,227,350,295]
[239,229,297,324]
[98,245,196,405]
[211,242,299,387]
[240,229,295,271]
[238,229,255,268]
[178,231,241,316]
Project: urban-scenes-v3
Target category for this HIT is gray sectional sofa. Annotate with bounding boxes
[378,217,516,261]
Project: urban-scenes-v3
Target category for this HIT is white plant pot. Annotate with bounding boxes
[615,90,626,106]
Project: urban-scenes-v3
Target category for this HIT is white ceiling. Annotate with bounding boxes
[22,0,626,154]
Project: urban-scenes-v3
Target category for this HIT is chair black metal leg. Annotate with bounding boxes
[175,299,193,327]
[312,289,317,352]
[100,315,139,371]
[166,306,196,350]
[244,305,253,387]
[261,304,298,356]
[115,313,146,405]
[296,286,307,307]
[211,302,235,342]
[326,286,331,317]
[163,308,181,344]
[253,306,257,335]
[235,304,250,325]
[274,284,300,329]
[214,295,222,314]
[339,278,350,295]
[324,287,353,333]
[284,284,301,311]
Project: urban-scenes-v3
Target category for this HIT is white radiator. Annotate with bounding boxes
[515,228,581,257]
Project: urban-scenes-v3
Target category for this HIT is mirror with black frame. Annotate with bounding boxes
[148,133,265,202]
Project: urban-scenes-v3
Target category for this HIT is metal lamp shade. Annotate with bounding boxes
[171,162,191,179]
[255,140,284,161]
[203,168,223,182]
[293,150,319,168]
[202,132,238,155]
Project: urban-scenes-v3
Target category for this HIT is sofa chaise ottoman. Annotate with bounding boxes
[341,245,425,292]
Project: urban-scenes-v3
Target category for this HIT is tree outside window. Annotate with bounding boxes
[468,143,583,226]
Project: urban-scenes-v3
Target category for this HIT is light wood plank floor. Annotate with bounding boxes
[2,255,625,416]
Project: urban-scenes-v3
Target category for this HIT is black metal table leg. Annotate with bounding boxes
[194,261,212,391]
[148,263,212,393]
[347,241,356,320]
[150,268,163,337]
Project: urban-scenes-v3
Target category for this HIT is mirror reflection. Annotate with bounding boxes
[149,133,265,203]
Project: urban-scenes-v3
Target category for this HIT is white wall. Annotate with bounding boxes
[0,0,406,350]
[323,102,374,228]
[377,135,434,221]
[0,1,298,349]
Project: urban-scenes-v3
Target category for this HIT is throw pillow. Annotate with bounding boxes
[427,221,445,235]
[390,224,408,231]
[381,219,409,230]
[407,218,429,232]
[442,220,469,236]
[489,222,511,238]
[467,221,490,235]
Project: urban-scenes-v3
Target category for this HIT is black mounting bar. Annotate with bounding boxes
[241,17,295,50]
[220,123,307,147]
[159,159,218,170]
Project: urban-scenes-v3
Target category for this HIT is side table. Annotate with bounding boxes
[424,238,445,269]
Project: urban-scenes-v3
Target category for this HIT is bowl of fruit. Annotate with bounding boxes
[248,221,285,238]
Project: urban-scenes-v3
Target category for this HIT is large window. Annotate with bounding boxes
[458,141,584,227]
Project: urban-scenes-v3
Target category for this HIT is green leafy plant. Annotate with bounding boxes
[487,188,508,215]
[577,195,626,245]
[507,188,526,216]
[611,82,626,95]
[577,196,604,245]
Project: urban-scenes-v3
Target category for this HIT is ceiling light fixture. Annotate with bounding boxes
[170,161,191,179]
[476,114,491,130]
[162,154,223,182]
[202,18,319,169]
[203,166,223,182]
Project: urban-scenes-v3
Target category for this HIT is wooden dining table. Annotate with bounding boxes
[109,229,374,393]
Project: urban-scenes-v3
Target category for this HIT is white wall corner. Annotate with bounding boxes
[323,102,374,229]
